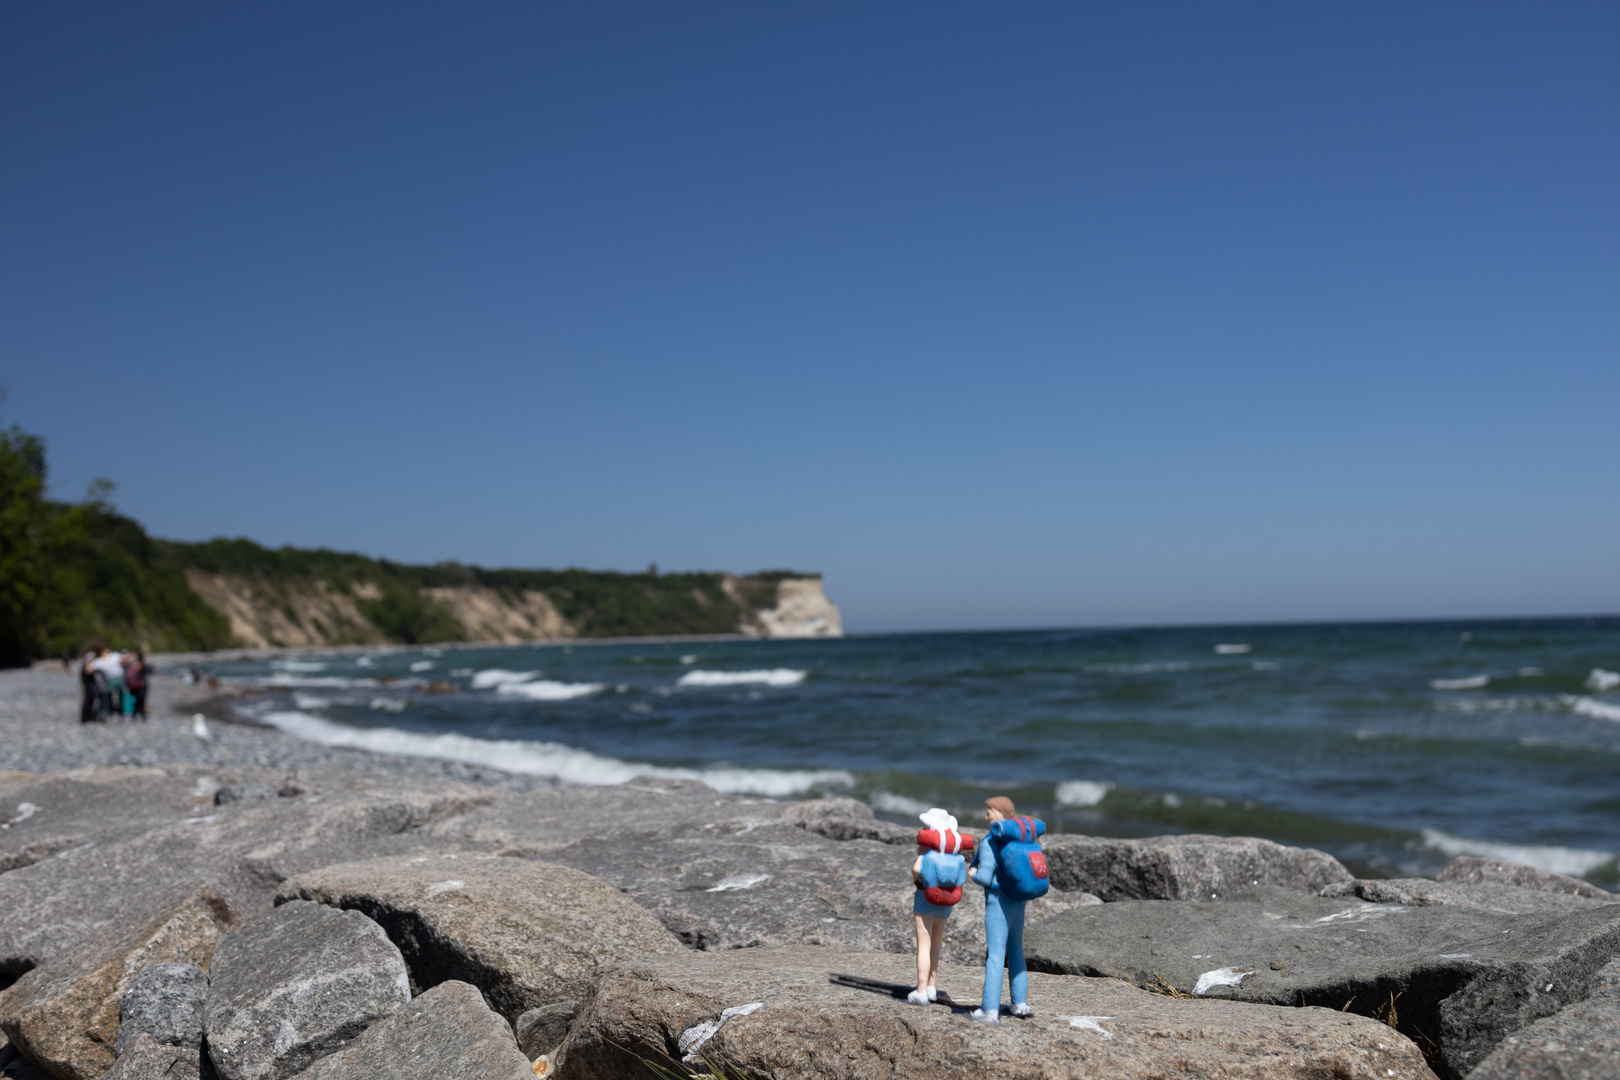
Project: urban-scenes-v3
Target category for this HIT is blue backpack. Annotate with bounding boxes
[988,816,1049,901]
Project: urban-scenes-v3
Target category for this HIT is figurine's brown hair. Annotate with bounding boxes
[985,796,1016,819]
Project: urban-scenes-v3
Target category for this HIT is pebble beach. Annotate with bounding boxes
[0,665,549,790]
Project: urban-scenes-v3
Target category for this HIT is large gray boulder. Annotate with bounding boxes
[0,767,490,1080]
[286,981,532,1080]
[101,1034,202,1080]
[0,886,238,1080]
[1467,957,1620,1080]
[551,945,1436,1080]
[1023,884,1620,1078]
[1040,832,1352,900]
[533,820,1099,964]
[1320,877,1616,915]
[274,853,684,1026]
[1437,857,1615,901]
[203,902,410,1080]
[117,963,208,1054]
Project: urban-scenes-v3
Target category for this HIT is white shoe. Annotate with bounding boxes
[926,987,938,1002]
[1010,1003,1033,1017]
[969,1008,1000,1024]
[906,989,929,1006]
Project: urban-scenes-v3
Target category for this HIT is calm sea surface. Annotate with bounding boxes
[208,617,1620,885]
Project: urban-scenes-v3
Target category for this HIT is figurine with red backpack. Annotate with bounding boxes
[907,808,974,1006]
[967,796,1049,1023]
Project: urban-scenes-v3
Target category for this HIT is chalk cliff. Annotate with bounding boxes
[182,570,838,649]
[734,576,843,638]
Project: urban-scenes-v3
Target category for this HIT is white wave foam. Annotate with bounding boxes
[1419,828,1614,878]
[1432,675,1490,690]
[273,660,328,673]
[369,697,408,713]
[1214,644,1251,655]
[409,661,434,673]
[1084,662,1191,675]
[870,791,930,815]
[1055,780,1112,807]
[470,669,540,690]
[244,676,380,689]
[292,693,331,711]
[253,709,853,796]
[1587,669,1620,692]
[1566,695,1620,723]
[495,680,605,701]
[676,669,807,688]
[1434,696,1559,716]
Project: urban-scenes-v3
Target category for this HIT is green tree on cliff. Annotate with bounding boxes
[0,416,231,666]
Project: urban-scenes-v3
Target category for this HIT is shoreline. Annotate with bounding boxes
[0,666,553,791]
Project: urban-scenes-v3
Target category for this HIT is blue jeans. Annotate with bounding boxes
[982,891,1027,1013]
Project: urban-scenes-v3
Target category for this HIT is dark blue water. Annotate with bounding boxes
[209,617,1620,885]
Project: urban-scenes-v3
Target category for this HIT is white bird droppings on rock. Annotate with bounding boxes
[1193,967,1255,996]
[426,879,465,898]
[706,874,770,892]
[1062,1015,1116,1038]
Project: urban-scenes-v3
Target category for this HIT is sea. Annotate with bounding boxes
[207,616,1620,887]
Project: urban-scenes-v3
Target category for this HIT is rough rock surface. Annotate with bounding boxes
[515,1002,577,1061]
[203,902,410,1080]
[117,963,208,1054]
[274,853,683,1026]
[552,945,1436,1080]
[1023,884,1620,1078]
[0,886,238,1080]
[1040,832,1352,901]
[0,766,491,1079]
[102,1034,204,1080]
[286,981,532,1080]
[1466,957,1620,1080]
[1319,877,1615,915]
[535,820,1099,964]
[1437,857,1615,901]
[214,783,278,806]
[0,1034,51,1080]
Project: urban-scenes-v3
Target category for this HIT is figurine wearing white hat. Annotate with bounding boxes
[906,807,975,1005]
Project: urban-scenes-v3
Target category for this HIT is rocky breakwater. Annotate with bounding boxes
[0,764,1608,1079]
[1025,874,1620,1078]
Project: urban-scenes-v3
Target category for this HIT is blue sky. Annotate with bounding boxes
[3,3,1616,632]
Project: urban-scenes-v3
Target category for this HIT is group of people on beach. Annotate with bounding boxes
[909,796,1046,1022]
[77,643,151,722]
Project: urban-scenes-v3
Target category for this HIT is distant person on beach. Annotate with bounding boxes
[125,650,150,719]
[967,796,1043,1023]
[93,647,126,717]
[79,644,104,722]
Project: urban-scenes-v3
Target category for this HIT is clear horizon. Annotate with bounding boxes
[4,3,1616,634]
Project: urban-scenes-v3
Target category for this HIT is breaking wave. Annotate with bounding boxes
[1566,695,1620,723]
[1431,674,1490,690]
[470,669,540,689]
[676,669,807,688]
[1419,828,1614,878]
[494,680,605,701]
[1055,780,1112,807]
[254,709,853,796]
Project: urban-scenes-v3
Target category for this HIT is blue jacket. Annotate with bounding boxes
[969,838,999,892]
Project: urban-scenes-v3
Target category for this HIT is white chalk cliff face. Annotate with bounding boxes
[745,578,843,639]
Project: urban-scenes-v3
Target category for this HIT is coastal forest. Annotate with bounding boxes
[0,417,812,666]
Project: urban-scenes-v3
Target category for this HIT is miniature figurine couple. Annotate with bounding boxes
[910,796,1046,1023]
